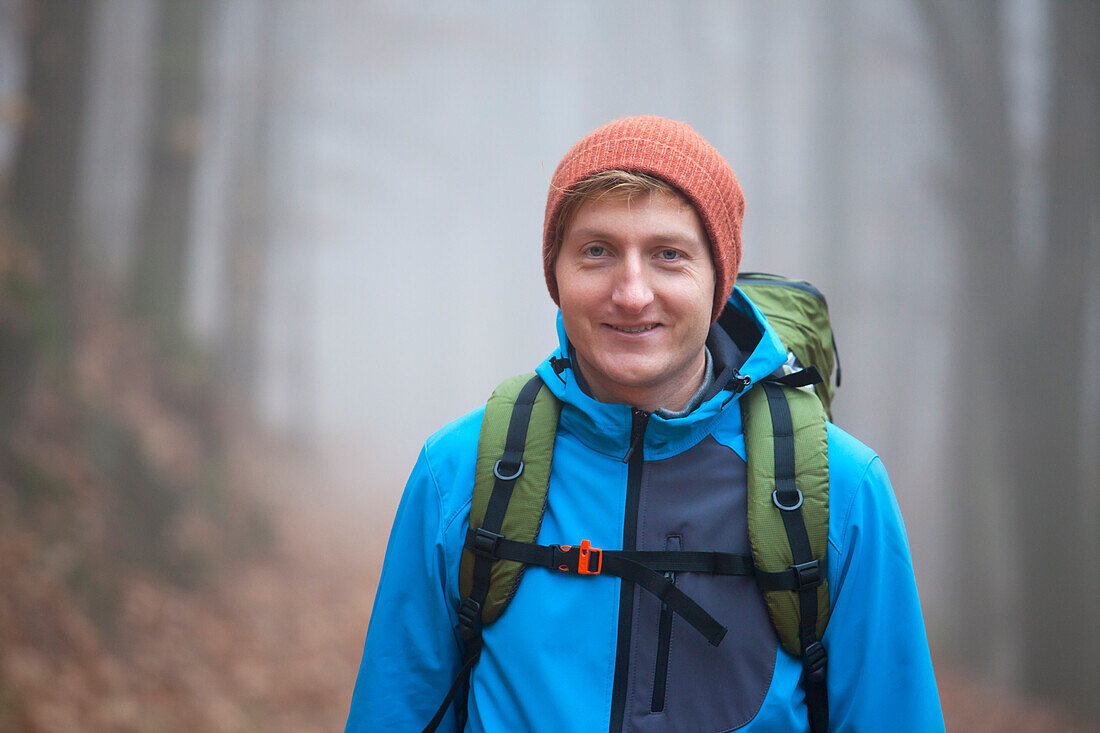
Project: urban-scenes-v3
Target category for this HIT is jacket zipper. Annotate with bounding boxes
[651,534,681,713]
[609,408,649,733]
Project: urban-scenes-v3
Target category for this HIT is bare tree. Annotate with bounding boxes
[218,0,273,414]
[919,0,1100,719]
[129,0,205,347]
[1,0,90,444]
[7,0,92,358]
[1013,0,1100,716]
[916,0,1019,680]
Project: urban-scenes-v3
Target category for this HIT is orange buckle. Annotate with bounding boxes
[577,539,603,575]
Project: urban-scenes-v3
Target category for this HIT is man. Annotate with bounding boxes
[345,116,944,731]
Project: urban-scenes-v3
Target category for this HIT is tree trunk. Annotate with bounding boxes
[129,0,204,348]
[7,0,92,360]
[916,0,1020,679]
[219,0,273,414]
[920,1,1100,720]
[1014,0,1100,718]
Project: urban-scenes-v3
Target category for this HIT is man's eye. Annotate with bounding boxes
[659,249,681,261]
[585,245,606,257]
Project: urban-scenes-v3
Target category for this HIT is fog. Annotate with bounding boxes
[2,0,1097,726]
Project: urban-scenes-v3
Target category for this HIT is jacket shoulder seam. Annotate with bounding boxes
[420,444,451,540]
[421,440,475,537]
[829,452,879,555]
[421,407,484,530]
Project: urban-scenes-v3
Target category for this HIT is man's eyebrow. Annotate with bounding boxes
[566,226,617,242]
[567,227,700,244]
[647,232,700,245]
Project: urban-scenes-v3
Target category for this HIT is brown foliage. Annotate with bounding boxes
[0,220,381,731]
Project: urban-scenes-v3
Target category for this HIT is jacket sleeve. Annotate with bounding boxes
[824,454,945,732]
[344,446,465,733]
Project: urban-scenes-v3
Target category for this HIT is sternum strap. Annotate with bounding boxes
[464,529,748,647]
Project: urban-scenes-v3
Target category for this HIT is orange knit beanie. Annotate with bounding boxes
[543,115,744,321]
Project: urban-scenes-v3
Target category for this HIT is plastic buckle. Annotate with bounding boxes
[576,540,603,575]
[790,559,822,590]
[554,540,603,575]
[472,528,503,559]
[803,641,827,682]
[457,598,482,639]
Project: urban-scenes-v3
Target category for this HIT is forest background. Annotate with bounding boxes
[0,1,1097,731]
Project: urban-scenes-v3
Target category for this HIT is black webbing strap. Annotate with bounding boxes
[761,382,828,733]
[767,366,823,389]
[465,529,731,646]
[601,554,726,645]
[420,653,477,733]
[468,530,754,576]
[832,334,842,387]
[462,376,544,639]
[480,375,544,538]
[438,376,544,733]
[754,561,823,591]
[623,550,754,576]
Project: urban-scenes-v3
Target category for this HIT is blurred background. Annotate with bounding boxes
[0,1,1097,731]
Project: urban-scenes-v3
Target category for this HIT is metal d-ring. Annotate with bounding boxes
[772,488,804,511]
[493,459,524,481]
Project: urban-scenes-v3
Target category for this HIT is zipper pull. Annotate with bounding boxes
[720,373,754,409]
[549,356,570,384]
[622,408,649,463]
[665,535,682,582]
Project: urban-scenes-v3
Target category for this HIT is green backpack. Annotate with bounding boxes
[426,274,840,733]
[737,272,841,419]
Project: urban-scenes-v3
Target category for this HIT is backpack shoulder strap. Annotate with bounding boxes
[424,375,560,732]
[741,379,830,733]
[458,373,561,626]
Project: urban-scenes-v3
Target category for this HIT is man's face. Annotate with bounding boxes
[554,190,715,412]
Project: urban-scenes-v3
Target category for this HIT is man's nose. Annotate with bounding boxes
[610,255,654,311]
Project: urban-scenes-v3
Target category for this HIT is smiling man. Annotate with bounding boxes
[345,117,944,732]
[554,174,715,413]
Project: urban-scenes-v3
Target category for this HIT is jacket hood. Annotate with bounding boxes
[534,286,788,460]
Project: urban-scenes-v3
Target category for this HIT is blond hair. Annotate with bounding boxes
[545,170,681,276]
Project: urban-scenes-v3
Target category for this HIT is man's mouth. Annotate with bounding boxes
[609,324,659,333]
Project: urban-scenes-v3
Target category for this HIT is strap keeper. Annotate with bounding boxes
[791,559,822,590]
[803,640,827,682]
[471,528,503,559]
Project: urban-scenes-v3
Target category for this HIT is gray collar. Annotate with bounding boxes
[655,347,714,419]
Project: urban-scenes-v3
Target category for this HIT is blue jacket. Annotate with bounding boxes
[346,289,944,732]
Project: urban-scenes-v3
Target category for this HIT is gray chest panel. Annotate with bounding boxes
[625,435,776,732]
